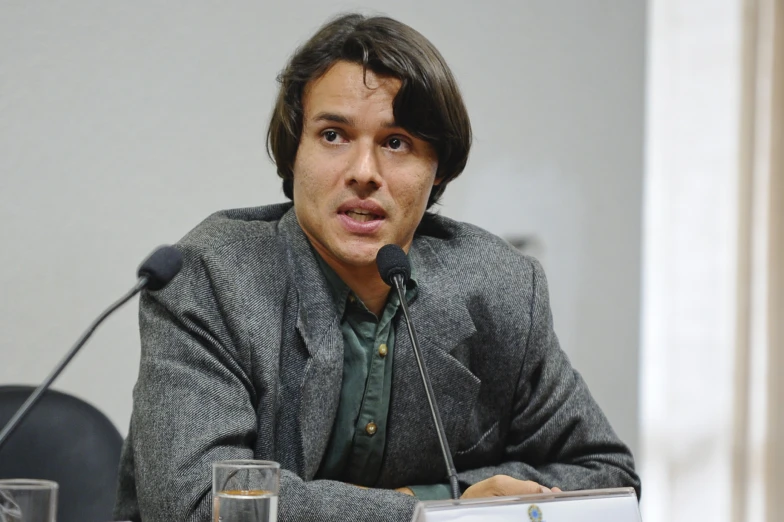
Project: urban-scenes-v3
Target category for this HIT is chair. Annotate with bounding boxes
[0,386,123,522]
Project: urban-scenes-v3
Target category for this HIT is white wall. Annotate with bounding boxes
[0,1,645,461]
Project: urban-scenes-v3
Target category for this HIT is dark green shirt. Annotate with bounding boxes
[314,255,451,501]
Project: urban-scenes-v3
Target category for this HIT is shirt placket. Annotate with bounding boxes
[346,297,397,485]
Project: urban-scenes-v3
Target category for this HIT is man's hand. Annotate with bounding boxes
[461,475,561,499]
[351,484,414,496]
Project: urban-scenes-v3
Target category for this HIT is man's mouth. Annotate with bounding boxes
[344,209,383,223]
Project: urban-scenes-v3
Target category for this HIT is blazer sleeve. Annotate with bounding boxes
[455,258,642,498]
[113,246,418,522]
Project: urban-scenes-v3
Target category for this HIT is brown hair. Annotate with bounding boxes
[266,13,472,208]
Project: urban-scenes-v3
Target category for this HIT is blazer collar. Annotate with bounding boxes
[407,236,479,352]
[279,208,342,356]
[279,208,478,357]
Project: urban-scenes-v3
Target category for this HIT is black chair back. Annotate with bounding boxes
[0,386,123,522]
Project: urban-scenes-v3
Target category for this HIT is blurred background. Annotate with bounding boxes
[0,1,781,520]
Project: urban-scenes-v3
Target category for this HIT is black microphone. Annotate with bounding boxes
[376,244,461,500]
[0,245,183,451]
[138,245,184,290]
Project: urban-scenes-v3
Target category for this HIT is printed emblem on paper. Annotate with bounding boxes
[528,504,543,522]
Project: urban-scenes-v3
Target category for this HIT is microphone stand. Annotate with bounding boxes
[0,277,149,452]
[391,274,461,500]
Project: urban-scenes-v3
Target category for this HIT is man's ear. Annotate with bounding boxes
[434,176,444,186]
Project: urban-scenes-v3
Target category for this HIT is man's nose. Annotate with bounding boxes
[346,141,382,191]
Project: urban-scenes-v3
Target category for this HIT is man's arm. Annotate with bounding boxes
[116,247,418,522]
[457,258,641,498]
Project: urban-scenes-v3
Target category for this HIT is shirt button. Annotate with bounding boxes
[348,294,356,303]
[378,344,388,357]
[365,422,378,436]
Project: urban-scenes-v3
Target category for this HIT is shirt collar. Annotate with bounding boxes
[313,250,418,319]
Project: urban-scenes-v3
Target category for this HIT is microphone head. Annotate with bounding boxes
[137,245,184,291]
[376,244,411,287]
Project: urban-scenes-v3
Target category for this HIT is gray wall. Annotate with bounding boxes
[0,1,645,460]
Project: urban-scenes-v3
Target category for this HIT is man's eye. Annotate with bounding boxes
[387,137,407,150]
[323,130,339,142]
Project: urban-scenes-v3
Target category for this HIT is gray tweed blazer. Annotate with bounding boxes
[114,203,639,522]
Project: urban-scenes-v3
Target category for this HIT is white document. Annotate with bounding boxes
[411,487,641,522]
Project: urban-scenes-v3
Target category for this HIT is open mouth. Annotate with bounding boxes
[343,209,384,223]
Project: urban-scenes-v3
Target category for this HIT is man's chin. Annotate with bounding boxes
[334,243,387,268]
[341,252,382,268]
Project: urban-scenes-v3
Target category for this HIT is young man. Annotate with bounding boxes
[115,13,640,522]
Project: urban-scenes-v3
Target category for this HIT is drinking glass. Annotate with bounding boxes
[0,479,57,522]
[212,460,280,522]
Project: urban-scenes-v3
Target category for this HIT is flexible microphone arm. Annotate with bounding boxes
[0,278,147,451]
[391,273,461,500]
[0,245,183,452]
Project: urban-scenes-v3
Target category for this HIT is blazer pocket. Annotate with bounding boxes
[455,420,500,458]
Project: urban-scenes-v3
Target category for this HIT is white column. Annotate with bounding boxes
[641,1,744,520]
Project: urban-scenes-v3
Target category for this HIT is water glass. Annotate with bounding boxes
[0,479,57,522]
[212,460,280,522]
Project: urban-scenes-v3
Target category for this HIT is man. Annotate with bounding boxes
[115,13,640,522]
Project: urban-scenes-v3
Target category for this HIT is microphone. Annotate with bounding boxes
[376,244,461,500]
[0,245,183,451]
[137,245,184,290]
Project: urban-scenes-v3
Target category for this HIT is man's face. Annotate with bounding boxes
[293,60,440,268]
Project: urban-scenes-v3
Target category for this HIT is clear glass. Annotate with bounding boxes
[0,479,58,522]
[212,460,280,522]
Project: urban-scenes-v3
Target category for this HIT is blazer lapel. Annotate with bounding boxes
[377,239,482,487]
[280,210,344,480]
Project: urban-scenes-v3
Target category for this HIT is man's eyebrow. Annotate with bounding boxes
[310,111,401,129]
[312,112,354,126]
